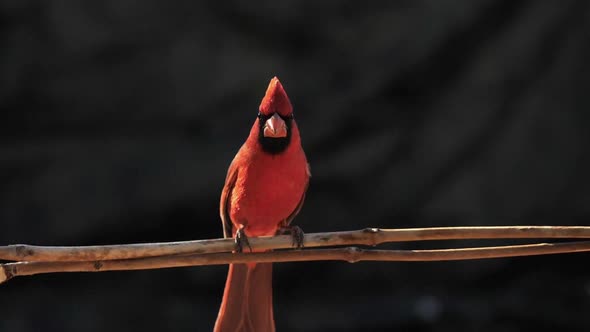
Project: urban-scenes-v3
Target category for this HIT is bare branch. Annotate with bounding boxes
[2,241,590,283]
[1,226,590,262]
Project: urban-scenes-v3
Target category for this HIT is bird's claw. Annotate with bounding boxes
[235,228,252,253]
[279,225,305,249]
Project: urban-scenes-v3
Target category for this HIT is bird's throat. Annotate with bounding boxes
[257,119,292,154]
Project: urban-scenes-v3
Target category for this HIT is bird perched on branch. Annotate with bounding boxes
[214,77,310,332]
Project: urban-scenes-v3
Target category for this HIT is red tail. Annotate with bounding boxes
[214,263,275,332]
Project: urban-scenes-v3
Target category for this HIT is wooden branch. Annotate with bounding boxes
[2,241,590,283]
[1,226,590,262]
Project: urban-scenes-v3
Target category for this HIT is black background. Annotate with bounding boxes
[2,1,590,331]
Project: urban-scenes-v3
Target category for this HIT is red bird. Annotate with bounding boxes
[214,77,310,332]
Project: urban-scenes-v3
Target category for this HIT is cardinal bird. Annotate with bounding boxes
[214,77,310,332]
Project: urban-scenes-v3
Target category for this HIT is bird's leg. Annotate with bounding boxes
[278,225,305,249]
[234,225,252,253]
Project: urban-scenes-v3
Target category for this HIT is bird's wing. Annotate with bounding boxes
[282,163,311,227]
[220,159,239,239]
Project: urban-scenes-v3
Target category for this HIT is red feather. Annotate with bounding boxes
[214,77,310,332]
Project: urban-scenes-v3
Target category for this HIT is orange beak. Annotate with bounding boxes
[263,113,287,138]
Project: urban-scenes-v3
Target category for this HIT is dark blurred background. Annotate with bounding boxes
[1,1,590,331]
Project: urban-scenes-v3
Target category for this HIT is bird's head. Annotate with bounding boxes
[256,77,295,154]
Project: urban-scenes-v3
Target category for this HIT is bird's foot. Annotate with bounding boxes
[234,227,252,253]
[279,225,305,249]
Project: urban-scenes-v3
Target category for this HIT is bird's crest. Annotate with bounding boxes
[259,77,293,117]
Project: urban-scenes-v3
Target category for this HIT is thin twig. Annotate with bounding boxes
[1,226,590,262]
[2,241,589,283]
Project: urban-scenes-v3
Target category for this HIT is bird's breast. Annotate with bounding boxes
[230,150,308,237]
